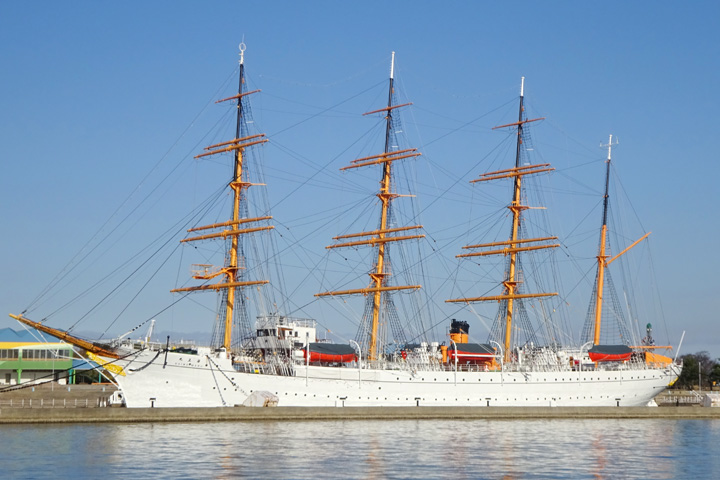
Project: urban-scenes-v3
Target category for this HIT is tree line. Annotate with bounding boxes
[672,352,720,390]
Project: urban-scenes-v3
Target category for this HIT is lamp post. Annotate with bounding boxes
[579,342,593,373]
[349,340,362,387]
[489,340,503,373]
[450,338,458,385]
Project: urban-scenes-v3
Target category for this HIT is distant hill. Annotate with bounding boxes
[0,327,46,343]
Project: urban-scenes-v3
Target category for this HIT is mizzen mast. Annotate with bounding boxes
[447,77,557,363]
[590,135,650,345]
[316,52,424,361]
[171,43,272,351]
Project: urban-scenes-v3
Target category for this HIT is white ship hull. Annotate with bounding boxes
[108,349,680,408]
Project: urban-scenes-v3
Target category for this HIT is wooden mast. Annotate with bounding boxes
[447,78,557,363]
[170,44,271,351]
[316,52,423,361]
[593,135,613,345]
[591,135,650,345]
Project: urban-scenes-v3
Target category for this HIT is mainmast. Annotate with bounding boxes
[316,52,423,361]
[447,77,557,363]
[171,43,272,351]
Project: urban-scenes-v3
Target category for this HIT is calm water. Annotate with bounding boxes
[1,419,718,479]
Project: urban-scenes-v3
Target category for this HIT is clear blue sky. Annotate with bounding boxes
[1,2,718,356]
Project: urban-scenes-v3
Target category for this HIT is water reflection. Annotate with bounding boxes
[1,419,716,479]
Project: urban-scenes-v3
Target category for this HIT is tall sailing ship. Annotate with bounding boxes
[9,46,680,407]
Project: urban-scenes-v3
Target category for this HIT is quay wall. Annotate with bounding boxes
[2,405,720,424]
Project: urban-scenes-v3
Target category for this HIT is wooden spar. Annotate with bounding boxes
[446,292,557,303]
[607,232,651,266]
[9,314,120,359]
[215,89,261,104]
[195,137,267,159]
[316,284,421,297]
[343,150,421,171]
[327,233,424,250]
[471,164,554,183]
[362,102,412,116]
[171,280,269,293]
[630,345,673,350]
[492,116,545,130]
[180,225,274,243]
[333,225,423,240]
[350,148,417,164]
[457,242,558,258]
[463,236,558,249]
[475,163,551,178]
[187,216,273,233]
[204,134,266,151]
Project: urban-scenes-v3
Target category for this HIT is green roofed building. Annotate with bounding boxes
[0,328,83,386]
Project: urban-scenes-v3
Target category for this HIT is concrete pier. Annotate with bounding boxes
[2,384,719,424]
[2,405,720,424]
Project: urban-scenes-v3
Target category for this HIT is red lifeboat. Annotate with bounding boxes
[588,344,633,362]
[302,343,357,363]
[447,343,496,364]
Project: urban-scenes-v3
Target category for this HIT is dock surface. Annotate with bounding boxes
[2,405,720,424]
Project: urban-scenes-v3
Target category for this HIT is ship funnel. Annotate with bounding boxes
[449,319,469,344]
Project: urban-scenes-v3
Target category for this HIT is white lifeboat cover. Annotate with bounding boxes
[242,390,279,407]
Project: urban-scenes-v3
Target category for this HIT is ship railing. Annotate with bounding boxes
[440,363,495,373]
[234,361,295,377]
[0,397,113,409]
[255,315,316,329]
[656,390,703,406]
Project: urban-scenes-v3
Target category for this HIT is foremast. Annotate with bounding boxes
[447,78,557,363]
[315,52,424,361]
[170,44,272,351]
[589,135,650,345]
